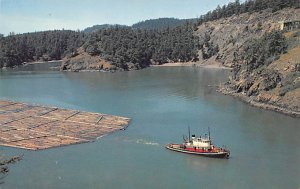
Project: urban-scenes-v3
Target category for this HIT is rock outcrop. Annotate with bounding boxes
[61,47,143,72]
[197,8,300,117]
[223,30,300,117]
[61,48,114,72]
[194,8,300,67]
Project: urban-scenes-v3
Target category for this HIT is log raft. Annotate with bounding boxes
[0,100,130,150]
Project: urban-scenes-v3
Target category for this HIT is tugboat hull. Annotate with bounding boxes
[166,144,230,159]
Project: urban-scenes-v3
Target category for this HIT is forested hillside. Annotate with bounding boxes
[83,18,189,34]
[197,0,299,25]
[83,24,127,34]
[79,23,199,70]
[0,0,299,71]
[131,18,190,30]
[0,30,83,68]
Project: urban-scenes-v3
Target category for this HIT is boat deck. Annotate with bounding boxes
[0,100,130,150]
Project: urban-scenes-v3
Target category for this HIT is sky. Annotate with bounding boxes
[0,0,235,35]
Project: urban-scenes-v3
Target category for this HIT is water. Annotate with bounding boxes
[0,66,299,189]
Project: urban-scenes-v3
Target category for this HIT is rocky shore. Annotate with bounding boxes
[193,8,300,118]
[219,85,300,118]
[60,47,142,72]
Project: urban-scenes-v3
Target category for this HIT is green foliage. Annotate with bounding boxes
[231,30,288,92]
[198,0,299,25]
[83,18,196,34]
[200,33,219,59]
[2,0,296,70]
[132,18,195,30]
[83,23,199,69]
[83,24,127,34]
[243,30,287,71]
[0,30,84,68]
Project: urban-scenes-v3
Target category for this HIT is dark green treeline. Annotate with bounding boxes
[83,23,199,69]
[0,0,298,69]
[0,30,83,68]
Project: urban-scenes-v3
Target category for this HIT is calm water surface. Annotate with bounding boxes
[0,65,299,189]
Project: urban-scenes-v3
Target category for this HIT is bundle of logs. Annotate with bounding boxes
[0,100,131,150]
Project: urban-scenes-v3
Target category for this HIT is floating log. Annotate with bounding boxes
[0,100,130,150]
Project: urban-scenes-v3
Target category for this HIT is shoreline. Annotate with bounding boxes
[61,62,232,72]
[218,86,300,118]
[23,60,63,65]
[2,60,299,118]
[151,62,232,69]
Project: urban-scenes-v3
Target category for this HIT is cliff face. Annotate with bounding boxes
[195,8,300,116]
[195,8,300,67]
[263,41,300,113]
[228,30,300,117]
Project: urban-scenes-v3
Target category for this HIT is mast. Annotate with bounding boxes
[208,127,211,140]
[188,126,191,142]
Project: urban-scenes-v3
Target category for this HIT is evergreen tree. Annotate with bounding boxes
[0,30,84,67]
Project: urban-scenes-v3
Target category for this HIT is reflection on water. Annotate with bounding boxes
[0,67,299,189]
[5,61,62,72]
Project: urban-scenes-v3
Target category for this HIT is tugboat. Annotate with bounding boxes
[165,127,230,158]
